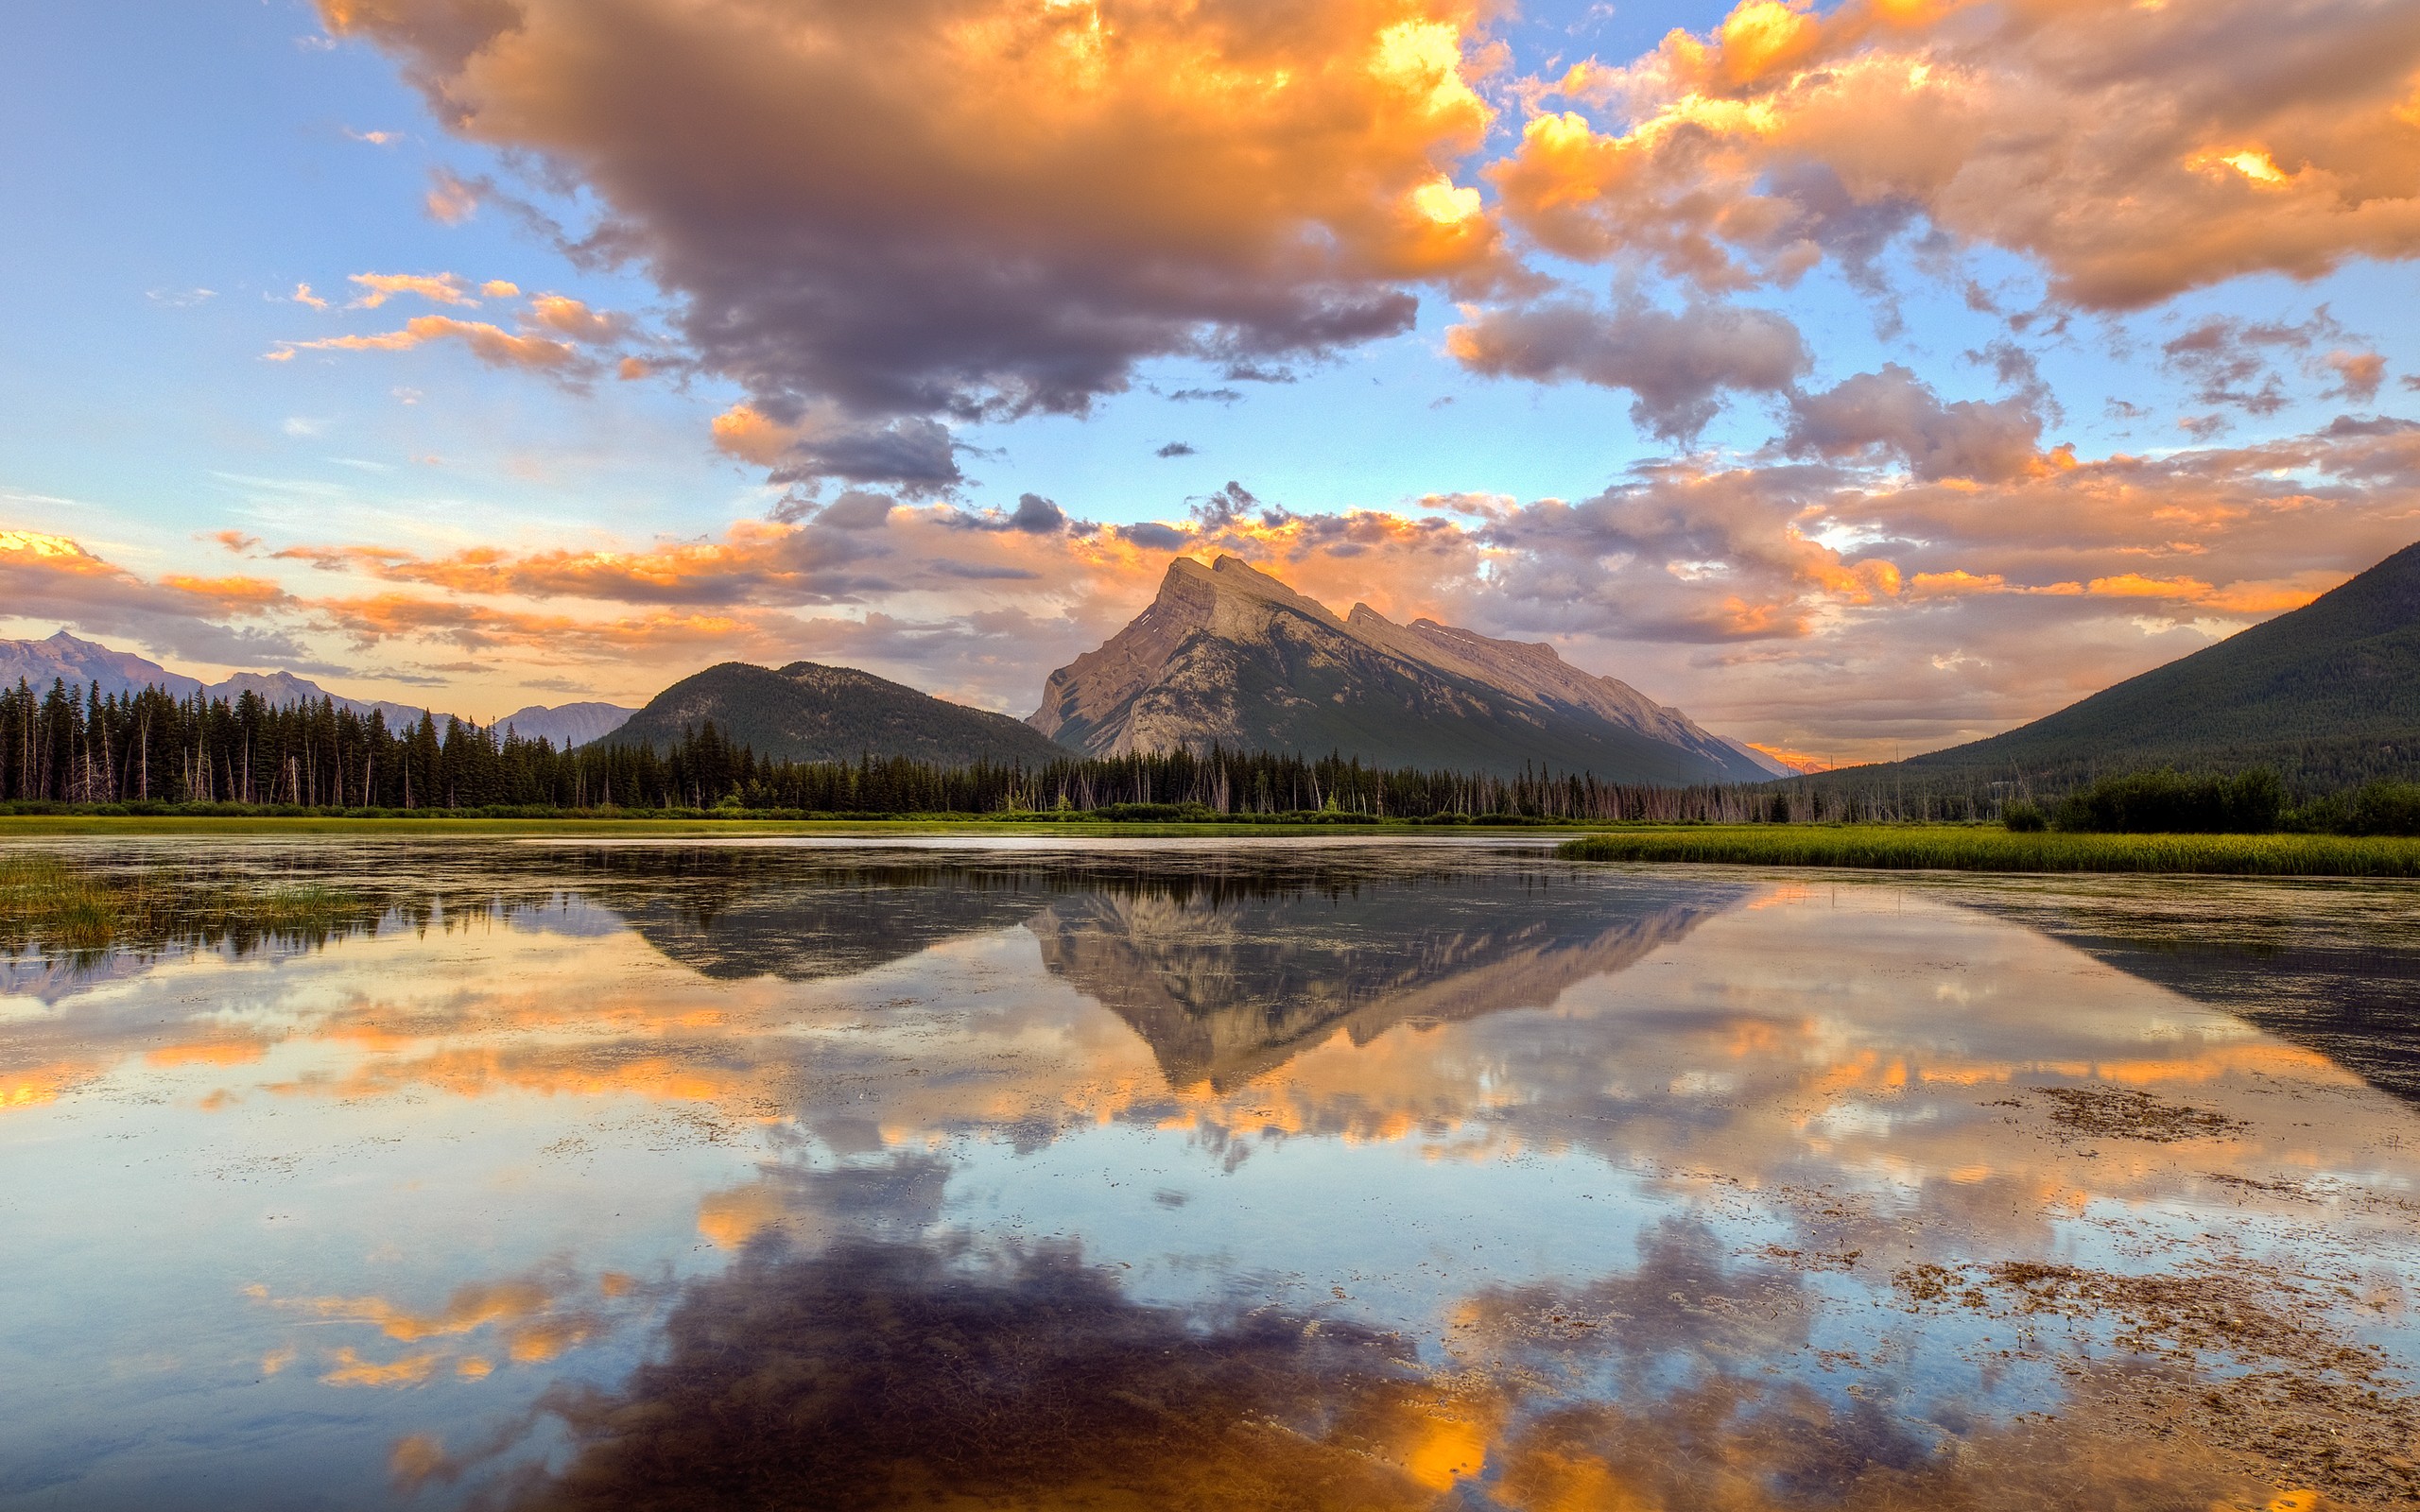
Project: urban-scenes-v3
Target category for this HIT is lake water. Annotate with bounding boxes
[4,836,2419,1510]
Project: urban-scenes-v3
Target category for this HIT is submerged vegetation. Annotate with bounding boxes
[1558,825,2420,877]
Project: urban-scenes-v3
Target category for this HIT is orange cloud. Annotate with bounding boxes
[346,271,474,309]
[524,293,625,344]
[1495,0,2420,308]
[320,0,1520,490]
[269,316,579,372]
[710,404,793,467]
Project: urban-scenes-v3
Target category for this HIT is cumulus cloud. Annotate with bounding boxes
[1782,365,2047,482]
[1155,441,1198,458]
[1493,0,2420,309]
[320,0,1520,489]
[1446,296,1807,440]
[0,529,309,666]
[769,419,964,500]
[2325,349,2388,403]
[524,294,626,344]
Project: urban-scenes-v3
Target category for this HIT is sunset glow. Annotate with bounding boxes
[2,0,2415,762]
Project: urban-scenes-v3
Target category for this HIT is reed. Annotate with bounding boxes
[1557,825,2420,877]
[0,850,370,954]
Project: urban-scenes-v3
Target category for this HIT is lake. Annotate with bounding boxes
[3,835,2418,1510]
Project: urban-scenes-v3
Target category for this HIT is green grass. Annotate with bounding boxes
[1557,824,2420,877]
[0,851,372,954]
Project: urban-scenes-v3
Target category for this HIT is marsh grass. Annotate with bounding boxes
[0,850,374,958]
[1557,825,2420,877]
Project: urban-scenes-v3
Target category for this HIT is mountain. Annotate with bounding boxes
[0,629,622,738]
[1028,555,1772,783]
[0,631,203,699]
[499,702,633,749]
[602,661,1073,765]
[1829,537,2420,793]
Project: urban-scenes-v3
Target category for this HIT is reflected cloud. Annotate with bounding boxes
[251,1265,642,1390]
[494,1238,1448,1512]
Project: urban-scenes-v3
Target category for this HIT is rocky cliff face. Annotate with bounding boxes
[1028,556,1771,782]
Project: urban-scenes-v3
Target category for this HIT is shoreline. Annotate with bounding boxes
[1,816,2415,877]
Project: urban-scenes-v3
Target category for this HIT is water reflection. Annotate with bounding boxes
[1,839,2416,1510]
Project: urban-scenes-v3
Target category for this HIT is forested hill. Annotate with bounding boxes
[599,661,1072,767]
[1824,538,2420,796]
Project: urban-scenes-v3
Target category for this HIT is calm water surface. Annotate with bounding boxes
[4,836,2419,1510]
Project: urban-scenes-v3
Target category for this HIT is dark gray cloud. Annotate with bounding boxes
[814,490,897,530]
[1448,297,1808,441]
[1154,441,1198,458]
[768,419,963,499]
[1784,365,2045,483]
[2158,309,2364,416]
[1116,522,1189,551]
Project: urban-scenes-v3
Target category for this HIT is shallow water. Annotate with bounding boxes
[3,836,2419,1510]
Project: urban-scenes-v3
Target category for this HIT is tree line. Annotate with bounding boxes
[10,678,2411,829]
[0,677,1802,820]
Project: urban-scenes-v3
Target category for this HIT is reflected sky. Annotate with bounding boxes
[3,838,2417,1510]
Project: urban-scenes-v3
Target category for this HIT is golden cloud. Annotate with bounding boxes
[346,271,475,309]
[318,0,1520,489]
[1495,0,2420,308]
[268,315,580,372]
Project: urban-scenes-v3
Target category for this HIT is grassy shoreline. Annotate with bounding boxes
[5,815,2416,876]
[1559,825,2420,877]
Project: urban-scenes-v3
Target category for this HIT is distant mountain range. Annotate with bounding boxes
[600,661,1071,766]
[498,702,634,749]
[1028,555,1779,783]
[1819,537,2420,793]
[0,630,632,748]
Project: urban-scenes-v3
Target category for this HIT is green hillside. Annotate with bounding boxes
[600,662,1073,767]
[1824,539,2420,795]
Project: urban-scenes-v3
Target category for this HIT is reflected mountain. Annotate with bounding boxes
[2049,936,2420,1103]
[607,867,1054,982]
[1950,884,2420,1104]
[1031,873,1745,1089]
[590,847,1591,998]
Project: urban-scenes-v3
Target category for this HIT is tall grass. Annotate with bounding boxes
[1557,825,2420,877]
[0,850,372,956]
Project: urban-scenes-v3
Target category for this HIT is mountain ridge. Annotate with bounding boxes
[601,661,1073,766]
[1028,556,1772,783]
[1814,537,2420,793]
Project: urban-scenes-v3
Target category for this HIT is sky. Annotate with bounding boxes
[1,0,2416,765]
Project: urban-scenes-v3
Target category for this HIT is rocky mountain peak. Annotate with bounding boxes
[1028,556,1774,782]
